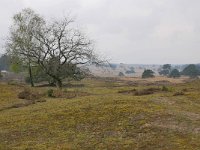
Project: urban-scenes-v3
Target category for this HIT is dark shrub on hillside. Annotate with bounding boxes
[182,64,199,78]
[159,64,171,76]
[169,69,181,78]
[159,69,170,76]
[118,72,125,77]
[163,64,171,70]
[142,69,155,78]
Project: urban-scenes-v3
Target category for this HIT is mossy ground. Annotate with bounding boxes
[0,78,200,149]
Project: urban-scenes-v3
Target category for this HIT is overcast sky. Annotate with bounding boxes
[0,0,200,64]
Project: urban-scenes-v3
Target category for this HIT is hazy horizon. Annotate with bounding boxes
[0,0,200,64]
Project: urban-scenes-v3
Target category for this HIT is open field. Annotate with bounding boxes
[0,77,200,149]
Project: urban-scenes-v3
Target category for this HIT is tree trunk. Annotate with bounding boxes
[28,61,34,87]
[44,71,62,88]
[56,79,62,89]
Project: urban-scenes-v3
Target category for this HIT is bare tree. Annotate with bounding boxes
[7,8,104,88]
[6,8,44,87]
[32,17,103,88]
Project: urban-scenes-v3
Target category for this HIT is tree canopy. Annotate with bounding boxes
[182,64,199,78]
[6,8,104,88]
[159,64,171,76]
[6,8,44,86]
[142,69,155,78]
[169,69,181,78]
[118,72,125,77]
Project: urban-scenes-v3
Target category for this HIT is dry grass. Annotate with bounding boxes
[118,87,164,96]
[173,91,185,96]
[120,76,190,84]
[0,78,200,149]
[18,88,41,100]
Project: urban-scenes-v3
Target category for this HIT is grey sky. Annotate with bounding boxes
[0,0,200,64]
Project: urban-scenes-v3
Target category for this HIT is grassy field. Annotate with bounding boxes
[0,77,200,150]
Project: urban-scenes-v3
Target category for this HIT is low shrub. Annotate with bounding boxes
[35,99,46,103]
[52,90,64,98]
[118,89,137,94]
[182,88,188,92]
[145,87,161,92]
[7,80,21,86]
[119,87,162,96]
[47,89,54,97]
[173,91,184,96]
[135,90,153,96]
[142,69,155,78]
[46,89,90,99]
[162,86,169,92]
[18,88,41,100]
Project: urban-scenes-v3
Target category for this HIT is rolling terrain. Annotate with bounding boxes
[0,77,200,149]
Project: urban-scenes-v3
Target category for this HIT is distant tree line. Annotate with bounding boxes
[158,64,200,78]
[141,64,200,79]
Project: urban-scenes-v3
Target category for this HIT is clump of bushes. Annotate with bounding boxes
[46,89,90,99]
[18,88,41,101]
[47,89,54,97]
[118,89,137,94]
[134,88,161,96]
[169,69,181,78]
[142,69,155,78]
[135,90,153,96]
[161,86,174,92]
[118,87,163,96]
[162,86,169,92]
[159,64,171,76]
[47,89,64,98]
[173,91,184,96]
[145,87,161,92]
[182,64,199,78]
[118,72,125,77]
[182,88,188,92]
[7,80,23,86]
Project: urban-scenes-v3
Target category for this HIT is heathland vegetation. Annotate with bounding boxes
[0,77,200,149]
[0,8,200,150]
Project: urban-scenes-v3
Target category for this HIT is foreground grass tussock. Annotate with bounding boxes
[0,78,200,149]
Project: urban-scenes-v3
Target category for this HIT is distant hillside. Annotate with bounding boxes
[88,63,161,77]
[88,63,200,77]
